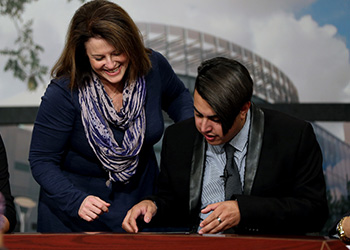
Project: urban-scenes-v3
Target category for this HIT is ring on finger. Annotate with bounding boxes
[217,217,222,223]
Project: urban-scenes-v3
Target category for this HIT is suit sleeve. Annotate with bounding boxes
[0,134,17,232]
[146,126,183,223]
[144,119,194,229]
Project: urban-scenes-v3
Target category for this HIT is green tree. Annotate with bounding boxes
[0,0,85,90]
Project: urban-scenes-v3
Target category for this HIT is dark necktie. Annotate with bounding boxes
[223,144,242,200]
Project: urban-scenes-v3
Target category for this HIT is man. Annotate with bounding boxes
[122,57,328,235]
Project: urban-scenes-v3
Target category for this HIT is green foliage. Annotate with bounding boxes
[0,0,86,90]
[0,0,37,18]
[0,18,47,90]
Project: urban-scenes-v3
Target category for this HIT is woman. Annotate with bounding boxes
[0,134,16,233]
[29,0,193,232]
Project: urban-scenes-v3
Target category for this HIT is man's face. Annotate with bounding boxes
[193,90,248,145]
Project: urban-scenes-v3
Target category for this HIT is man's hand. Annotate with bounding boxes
[78,195,110,222]
[122,200,157,233]
[198,200,240,234]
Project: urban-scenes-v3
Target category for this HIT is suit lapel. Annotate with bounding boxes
[187,105,264,217]
[189,131,206,216]
[244,104,264,195]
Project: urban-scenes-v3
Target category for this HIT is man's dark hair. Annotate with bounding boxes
[195,57,253,135]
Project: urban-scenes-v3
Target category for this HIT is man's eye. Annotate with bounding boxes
[211,118,221,123]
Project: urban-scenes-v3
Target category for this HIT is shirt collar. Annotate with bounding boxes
[228,108,251,152]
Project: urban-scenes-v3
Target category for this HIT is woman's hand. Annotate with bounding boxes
[78,195,110,222]
[122,200,157,233]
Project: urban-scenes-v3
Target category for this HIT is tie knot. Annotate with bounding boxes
[225,143,235,160]
[225,143,235,154]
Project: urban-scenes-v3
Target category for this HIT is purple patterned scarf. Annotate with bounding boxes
[79,72,146,185]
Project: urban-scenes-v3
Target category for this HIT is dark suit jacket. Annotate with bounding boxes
[149,104,328,235]
[0,134,17,232]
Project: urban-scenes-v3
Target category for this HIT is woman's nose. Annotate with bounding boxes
[105,57,115,69]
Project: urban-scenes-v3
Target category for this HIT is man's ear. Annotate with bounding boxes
[240,101,251,117]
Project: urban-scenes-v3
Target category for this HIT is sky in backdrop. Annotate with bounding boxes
[0,0,349,139]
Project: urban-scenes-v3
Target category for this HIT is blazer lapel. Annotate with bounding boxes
[189,131,206,216]
[244,104,264,195]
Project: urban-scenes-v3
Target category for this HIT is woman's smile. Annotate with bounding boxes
[85,37,129,86]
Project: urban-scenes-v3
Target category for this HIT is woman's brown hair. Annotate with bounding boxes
[51,0,151,89]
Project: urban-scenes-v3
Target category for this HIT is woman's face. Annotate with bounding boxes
[85,37,129,86]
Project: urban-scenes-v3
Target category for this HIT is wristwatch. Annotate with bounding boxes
[337,217,350,243]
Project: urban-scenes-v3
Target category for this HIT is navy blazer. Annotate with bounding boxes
[150,104,328,235]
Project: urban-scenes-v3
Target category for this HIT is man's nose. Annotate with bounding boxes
[200,118,211,133]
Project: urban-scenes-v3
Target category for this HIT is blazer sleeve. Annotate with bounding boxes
[29,80,88,218]
[151,50,193,122]
[0,134,17,232]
